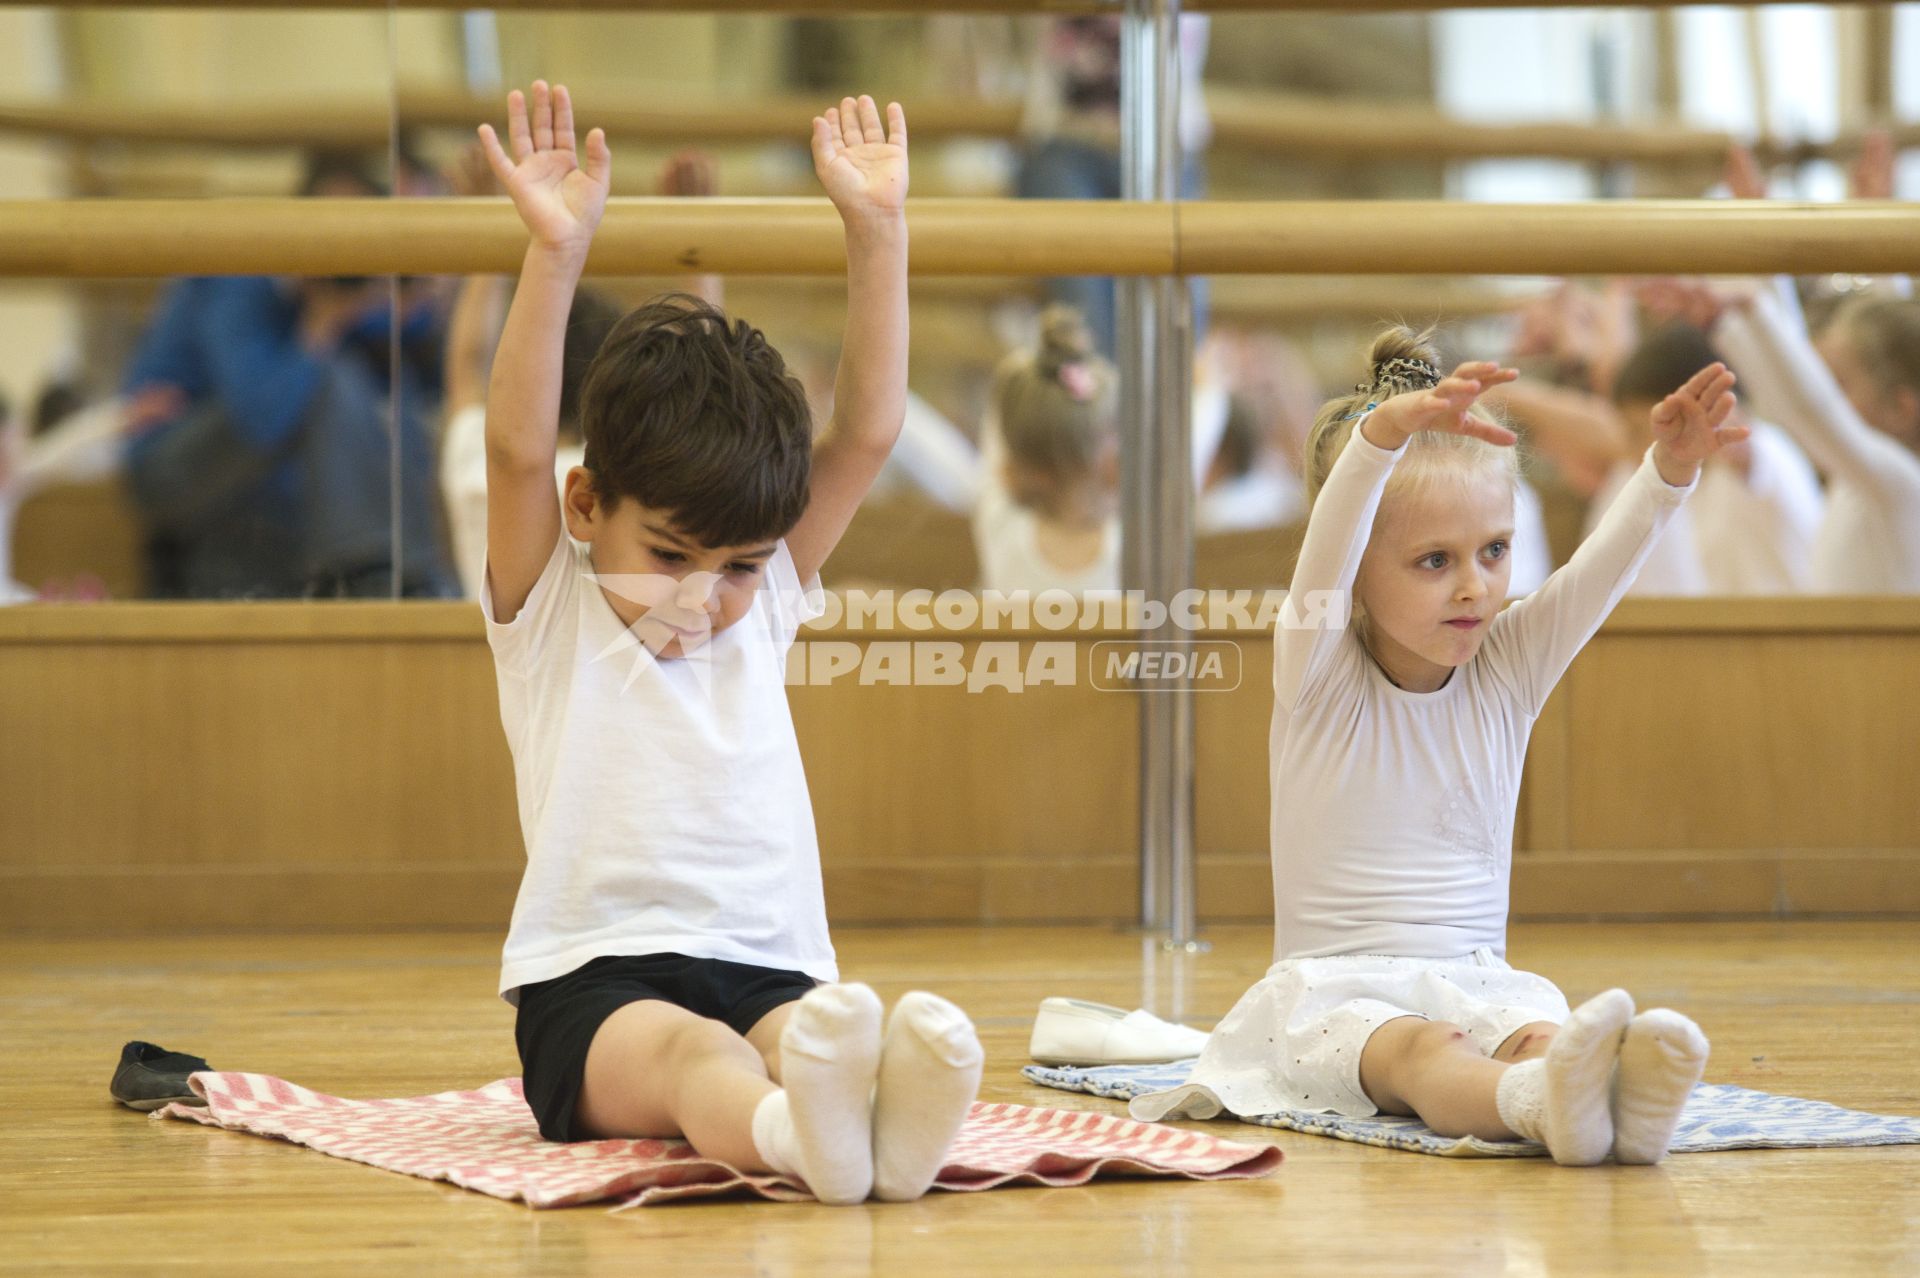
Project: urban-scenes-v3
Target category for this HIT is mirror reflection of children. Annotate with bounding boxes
[1708,282,1920,594]
[1184,327,1742,1164]
[1589,319,1824,597]
[476,82,981,1204]
[973,306,1120,595]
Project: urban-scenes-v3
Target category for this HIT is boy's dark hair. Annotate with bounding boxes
[1611,322,1736,407]
[578,293,812,548]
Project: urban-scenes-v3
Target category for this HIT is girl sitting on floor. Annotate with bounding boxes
[1179,326,1740,1164]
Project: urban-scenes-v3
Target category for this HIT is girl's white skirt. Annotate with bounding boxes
[1181,949,1570,1119]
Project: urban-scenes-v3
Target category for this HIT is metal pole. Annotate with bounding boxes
[1119,0,1199,948]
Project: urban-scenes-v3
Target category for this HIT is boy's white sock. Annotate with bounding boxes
[1611,1009,1709,1165]
[1496,988,1633,1166]
[871,991,984,1202]
[749,983,883,1204]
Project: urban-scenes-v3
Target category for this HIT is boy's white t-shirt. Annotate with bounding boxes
[483,529,835,1004]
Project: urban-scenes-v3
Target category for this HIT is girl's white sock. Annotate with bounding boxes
[1611,1009,1709,1165]
[1495,1056,1548,1142]
[871,991,984,1202]
[750,983,883,1204]
[1496,988,1633,1165]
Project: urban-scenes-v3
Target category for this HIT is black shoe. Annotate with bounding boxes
[111,1041,212,1111]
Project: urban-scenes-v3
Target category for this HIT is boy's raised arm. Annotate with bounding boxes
[785,95,909,586]
[475,81,611,623]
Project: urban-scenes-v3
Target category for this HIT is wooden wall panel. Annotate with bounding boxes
[3,597,1917,934]
[1560,634,1920,852]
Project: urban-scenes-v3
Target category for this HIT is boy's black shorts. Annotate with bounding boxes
[514,952,817,1142]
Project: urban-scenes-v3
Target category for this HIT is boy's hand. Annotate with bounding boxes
[477,81,611,258]
[811,95,908,224]
[1362,361,1520,452]
[1650,362,1744,486]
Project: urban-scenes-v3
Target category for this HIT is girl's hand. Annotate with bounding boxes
[477,81,611,258]
[1850,128,1895,201]
[1637,277,1765,333]
[811,95,908,224]
[1724,144,1768,200]
[445,140,499,199]
[1650,362,1744,485]
[659,150,718,198]
[1361,361,1520,451]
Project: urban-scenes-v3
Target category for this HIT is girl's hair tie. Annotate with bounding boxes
[1057,361,1098,403]
[1371,356,1441,394]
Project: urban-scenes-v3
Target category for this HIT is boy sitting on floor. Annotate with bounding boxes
[476,80,981,1204]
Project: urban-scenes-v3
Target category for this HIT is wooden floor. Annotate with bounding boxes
[3,921,1917,1276]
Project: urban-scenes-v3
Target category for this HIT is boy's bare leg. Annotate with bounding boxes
[745,1002,797,1083]
[575,1000,778,1167]
[577,988,884,1203]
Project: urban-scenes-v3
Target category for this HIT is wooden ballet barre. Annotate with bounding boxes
[1205,91,1736,166]
[0,94,1022,151]
[0,92,1724,162]
[5,87,1906,170]
[0,102,394,150]
[1175,201,1920,275]
[728,274,1542,320]
[397,90,1024,147]
[4,198,1176,278]
[4,198,1918,278]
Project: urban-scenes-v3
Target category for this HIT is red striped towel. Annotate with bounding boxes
[156,1072,1280,1207]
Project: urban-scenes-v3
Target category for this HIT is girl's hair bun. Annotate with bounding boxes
[1035,304,1097,377]
[1366,326,1443,396]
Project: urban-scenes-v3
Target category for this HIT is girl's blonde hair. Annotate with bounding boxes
[994,306,1120,518]
[1303,325,1519,512]
[1826,295,1920,412]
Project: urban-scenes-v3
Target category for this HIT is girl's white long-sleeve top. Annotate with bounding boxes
[1267,429,1693,962]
